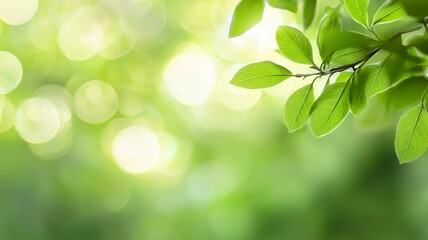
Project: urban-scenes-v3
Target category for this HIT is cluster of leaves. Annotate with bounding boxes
[229,0,428,164]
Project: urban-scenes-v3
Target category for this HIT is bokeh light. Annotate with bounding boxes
[0,96,15,133]
[163,45,217,106]
[58,7,104,61]
[0,0,38,25]
[73,80,118,124]
[0,51,23,94]
[112,125,161,174]
[15,97,61,144]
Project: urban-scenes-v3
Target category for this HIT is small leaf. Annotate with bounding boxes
[395,106,428,164]
[303,0,317,29]
[229,0,265,38]
[284,84,315,131]
[342,0,369,27]
[373,1,407,25]
[349,71,367,115]
[310,82,350,137]
[317,9,342,61]
[230,61,292,89]
[276,26,314,65]
[267,0,297,13]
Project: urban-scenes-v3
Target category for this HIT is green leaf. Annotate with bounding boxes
[335,72,352,83]
[364,53,414,98]
[284,84,315,131]
[303,0,317,29]
[310,82,350,137]
[317,9,342,61]
[267,0,297,13]
[395,106,428,164]
[373,1,406,25]
[230,61,292,89]
[276,26,314,65]
[342,0,369,28]
[349,71,367,115]
[399,0,428,18]
[330,47,375,67]
[229,0,265,38]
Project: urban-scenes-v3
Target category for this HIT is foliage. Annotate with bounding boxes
[229,0,428,164]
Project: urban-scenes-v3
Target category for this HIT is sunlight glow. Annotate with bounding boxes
[163,45,217,106]
[112,125,161,174]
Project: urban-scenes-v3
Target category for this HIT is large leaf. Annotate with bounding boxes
[267,0,297,12]
[230,61,292,89]
[276,26,314,65]
[229,0,265,37]
[342,0,369,27]
[348,71,367,115]
[395,106,428,164]
[303,0,317,29]
[284,83,315,131]
[373,1,406,25]
[317,9,342,61]
[310,82,350,137]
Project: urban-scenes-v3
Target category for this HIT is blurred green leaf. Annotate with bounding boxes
[230,61,292,89]
[397,0,428,18]
[343,0,369,27]
[229,0,265,37]
[310,82,350,137]
[395,105,428,164]
[317,8,342,61]
[276,26,314,65]
[303,0,317,29]
[267,0,298,12]
[373,1,406,25]
[349,71,367,115]
[284,83,315,131]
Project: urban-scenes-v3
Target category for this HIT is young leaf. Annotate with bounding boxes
[310,82,350,137]
[267,0,297,13]
[335,72,352,83]
[229,0,265,38]
[284,83,315,131]
[373,1,406,25]
[364,54,412,98]
[342,0,369,28]
[276,26,314,65]
[329,47,375,67]
[230,61,292,89]
[349,72,367,115]
[317,9,342,61]
[395,106,428,164]
[303,0,317,29]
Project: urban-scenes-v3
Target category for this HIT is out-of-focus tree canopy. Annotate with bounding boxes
[0,0,427,239]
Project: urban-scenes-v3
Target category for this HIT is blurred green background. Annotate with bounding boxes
[0,0,427,239]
